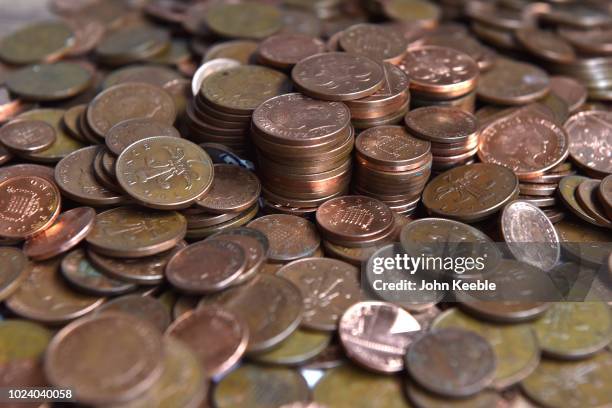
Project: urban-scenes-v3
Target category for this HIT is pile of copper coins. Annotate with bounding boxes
[0,0,611,408]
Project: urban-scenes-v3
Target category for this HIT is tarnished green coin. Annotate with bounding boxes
[85,206,187,258]
[0,319,52,362]
[200,65,291,115]
[5,62,92,101]
[383,0,441,26]
[0,21,75,65]
[406,383,500,408]
[101,64,183,90]
[0,247,29,301]
[213,364,309,408]
[116,136,214,210]
[314,364,411,408]
[532,301,612,359]
[15,108,85,163]
[433,308,540,388]
[522,352,612,408]
[250,328,332,366]
[555,218,612,267]
[205,3,283,40]
[60,249,136,296]
[95,25,170,65]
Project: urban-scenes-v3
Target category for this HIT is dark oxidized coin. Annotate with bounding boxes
[105,118,180,156]
[0,119,55,153]
[195,164,260,214]
[96,294,171,333]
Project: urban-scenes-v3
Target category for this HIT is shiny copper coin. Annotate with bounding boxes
[576,179,612,227]
[166,306,248,378]
[44,313,164,405]
[0,119,55,153]
[85,206,187,258]
[276,257,361,331]
[339,301,421,373]
[550,76,587,113]
[399,46,479,99]
[96,294,171,333]
[422,163,518,222]
[166,240,247,294]
[477,59,549,105]
[0,247,28,301]
[564,111,612,177]
[356,126,431,171]
[0,176,61,238]
[105,118,180,156]
[339,24,407,64]
[195,164,260,214]
[198,274,303,353]
[479,112,569,179]
[345,63,409,110]
[406,328,496,398]
[519,183,558,196]
[316,195,394,244]
[405,106,479,144]
[292,52,384,101]
[258,33,326,69]
[598,175,612,220]
[0,164,53,184]
[248,214,320,262]
[23,207,95,260]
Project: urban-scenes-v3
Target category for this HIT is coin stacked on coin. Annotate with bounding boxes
[252,93,354,216]
[353,126,431,215]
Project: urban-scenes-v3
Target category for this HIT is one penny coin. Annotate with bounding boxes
[549,76,587,113]
[339,24,407,64]
[0,120,55,153]
[564,110,612,177]
[195,164,260,214]
[477,59,549,105]
[166,306,248,378]
[404,106,478,144]
[355,126,431,170]
[0,176,61,238]
[258,33,326,69]
[105,118,180,156]
[207,231,267,285]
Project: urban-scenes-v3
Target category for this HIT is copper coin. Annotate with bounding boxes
[558,175,603,226]
[5,259,104,324]
[339,24,407,64]
[292,52,384,101]
[549,76,587,113]
[519,182,557,197]
[207,231,266,285]
[0,247,28,301]
[105,118,180,156]
[479,112,569,179]
[558,25,612,55]
[258,33,326,69]
[515,28,575,64]
[345,62,409,110]
[198,274,303,353]
[54,146,124,206]
[0,119,55,153]
[399,46,479,99]
[477,59,549,105]
[85,206,187,258]
[204,2,282,40]
[0,164,54,184]
[247,214,320,262]
[0,21,75,65]
[23,207,95,260]
[422,163,519,222]
[0,176,61,238]
[101,65,182,91]
[356,126,431,170]
[339,301,421,373]
[87,83,176,139]
[276,257,361,331]
[598,175,612,220]
[116,136,214,210]
[406,328,496,398]
[501,201,560,271]
[44,312,164,405]
[555,218,611,268]
[203,40,258,64]
[96,294,171,333]
[195,164,260,214]
[564,111,612,177]
[166,240,247,294]
[316,195,394,243]
[576,179,612,227]
[192,58,241,96]
[405,106,478,144]
[166,306,248,378]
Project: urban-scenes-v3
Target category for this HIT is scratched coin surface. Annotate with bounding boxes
[5,259,103,324]
[85,206,187,258]
[501,201,560,271]
[276,257,362,331]
[166,240,246,294]
[477,59,550,105]
[248,214,320,262]
[479,113,569,178]
[198,274,303,352]
[0,247,28,301]
[44,313,164,405]
[0,175,61,238]
[23,206,95,260]
[339,24,407,64]
[166,306,248,378]
[0,119,55,153]
[87,83,176,139]
[522,352,612,408]
[339,301,422,373]
[116,136,213,209]
[406,328,496,397]
[564,110,612,177]
[292,52,384,101]
[195,164,260,214]
[105,118,180,156]
[422,163,518,222]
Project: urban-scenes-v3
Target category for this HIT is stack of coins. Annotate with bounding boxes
[186,65,292,158]
[353,126,431,215]
[405,106,480,173]
[252,93,354,216]
[399,45,480,112]
[558,174,612,229]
